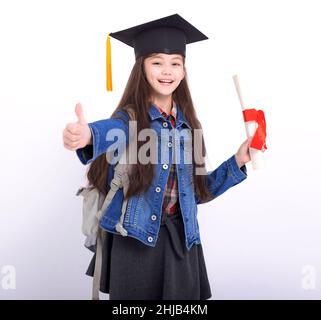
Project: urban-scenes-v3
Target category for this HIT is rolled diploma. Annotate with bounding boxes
[232,74,264,170]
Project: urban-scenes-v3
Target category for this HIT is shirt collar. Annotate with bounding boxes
[154,102,177,120]
[148,102,191,129]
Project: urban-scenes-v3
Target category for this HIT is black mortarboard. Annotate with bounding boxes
[106,14,209,91]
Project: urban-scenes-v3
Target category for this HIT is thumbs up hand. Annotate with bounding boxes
[63,103,92,151]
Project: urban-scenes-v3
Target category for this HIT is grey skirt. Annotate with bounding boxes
[86,209,212,300]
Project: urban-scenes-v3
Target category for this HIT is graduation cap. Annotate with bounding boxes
[106,14,209,91]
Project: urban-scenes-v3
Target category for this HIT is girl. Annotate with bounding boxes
[63,14,251,300]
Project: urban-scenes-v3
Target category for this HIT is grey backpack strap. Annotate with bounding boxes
[92,227,104,300]
[91,108,134,300]
[91,149,131,300]
[115,165,130,236]
[91,171,122,300]
[96,167,123,221]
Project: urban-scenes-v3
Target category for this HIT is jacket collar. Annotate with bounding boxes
[148,103,192,129]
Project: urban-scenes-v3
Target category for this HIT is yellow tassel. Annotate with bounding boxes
[106,34,113,91]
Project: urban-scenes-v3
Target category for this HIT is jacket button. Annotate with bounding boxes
[163,122,168,128]
[167,142,172,148]
[148,236,154,242]
[155,187,161,192]
[162,164,168,170]
[151,214,157,221]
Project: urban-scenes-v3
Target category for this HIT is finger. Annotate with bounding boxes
[63,129,81,142]
[63,141,75,150]
[64,136,81,148]
[64,135,80,146]
[66,123,82,135]
[64,140,79,150]
[75,103,86,124]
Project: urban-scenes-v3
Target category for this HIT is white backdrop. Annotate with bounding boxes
[1,0,321,299]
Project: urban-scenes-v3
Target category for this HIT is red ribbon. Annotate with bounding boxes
[242,108,267,152]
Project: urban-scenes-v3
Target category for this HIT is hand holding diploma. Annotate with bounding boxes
[235,137,252,169]
[232,74,267,170]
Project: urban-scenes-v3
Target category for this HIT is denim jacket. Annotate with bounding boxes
[76,104,247,250]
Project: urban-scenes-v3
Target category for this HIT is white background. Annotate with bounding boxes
[1,0,321,299]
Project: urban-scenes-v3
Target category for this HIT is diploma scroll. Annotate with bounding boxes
[232,74,267,170]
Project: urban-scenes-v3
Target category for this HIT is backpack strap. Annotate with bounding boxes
[114,160,130,236]
[92,226,104,300]
[92,154,130,300]
[92,108,134,300]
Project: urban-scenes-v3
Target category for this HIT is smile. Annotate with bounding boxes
[158,80,174,85]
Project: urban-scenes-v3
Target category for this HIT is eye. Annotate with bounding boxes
[152,62,161,65]
[173,63,181,66]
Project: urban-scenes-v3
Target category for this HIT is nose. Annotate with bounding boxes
[161,63,172,75]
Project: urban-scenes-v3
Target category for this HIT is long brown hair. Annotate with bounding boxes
[86,53,214,203]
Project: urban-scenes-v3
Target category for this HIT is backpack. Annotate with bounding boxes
[76,109,134,300]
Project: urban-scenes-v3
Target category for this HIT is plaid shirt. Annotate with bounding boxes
[155,104,179,217]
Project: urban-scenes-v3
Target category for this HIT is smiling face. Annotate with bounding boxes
[143,53,186,100]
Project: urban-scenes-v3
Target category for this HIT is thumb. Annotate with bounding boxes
[75,103,86,124]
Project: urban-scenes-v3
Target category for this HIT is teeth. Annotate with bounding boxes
[159,80,173,83]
